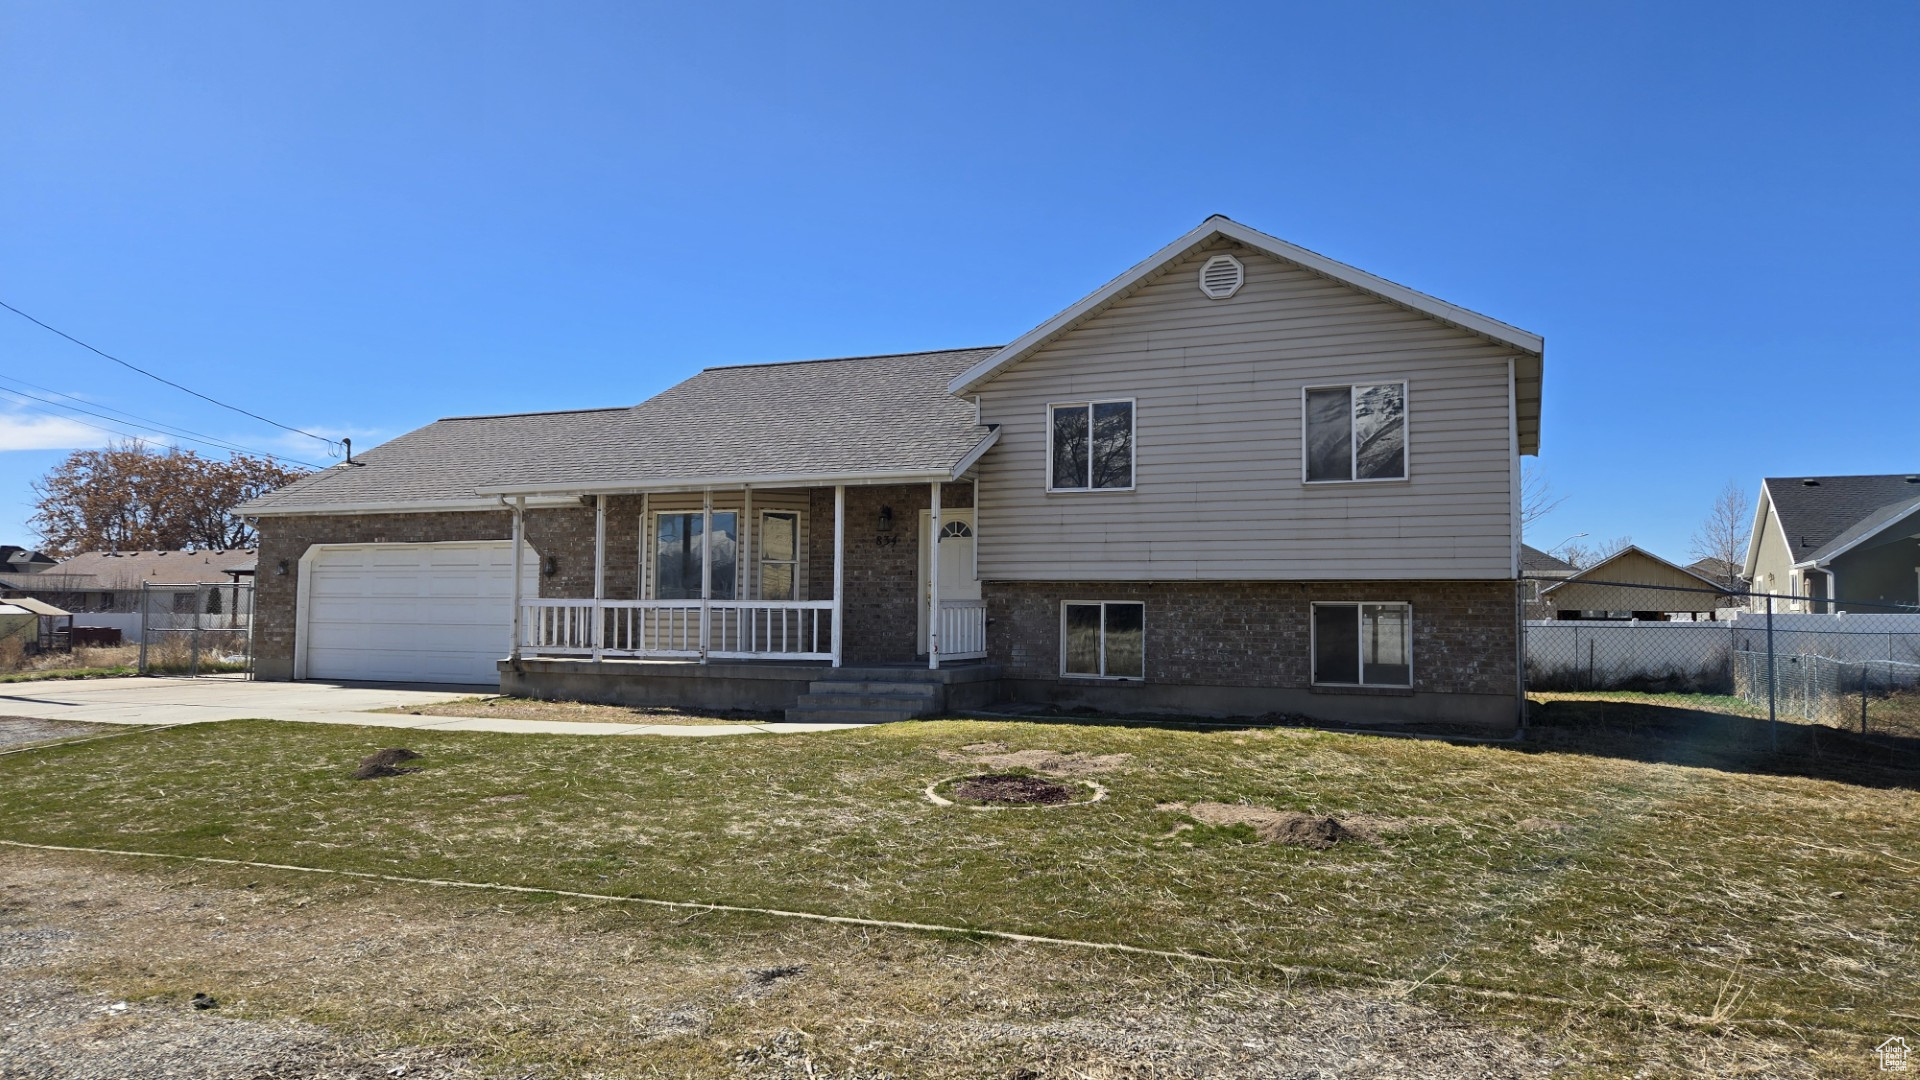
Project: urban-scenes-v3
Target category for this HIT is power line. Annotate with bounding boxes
[0,298,340,452]
[0,373,324,468]
[0,388,323,469]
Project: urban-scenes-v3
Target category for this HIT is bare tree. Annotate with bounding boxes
[30,441,307,556]
[1558,535,1633,570]
[1520,462,1565,529]
[1689,480,1753,591]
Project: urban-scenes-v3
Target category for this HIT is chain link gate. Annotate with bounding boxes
[136,581,255,677]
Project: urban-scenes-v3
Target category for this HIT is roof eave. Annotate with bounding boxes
[948,217,1545,398]
[475,466,968,498]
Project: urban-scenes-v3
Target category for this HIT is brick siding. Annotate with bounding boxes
[986,579,1517,696]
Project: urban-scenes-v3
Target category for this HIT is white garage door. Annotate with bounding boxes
[302,541,536,684]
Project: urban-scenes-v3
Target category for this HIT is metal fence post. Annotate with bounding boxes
[137,583,149,675]
[1862,664,1870,735]
[1765,593,1778,752]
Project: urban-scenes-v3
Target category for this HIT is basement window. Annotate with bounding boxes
[1061,600,1145,679]
[1311,602,1412,687]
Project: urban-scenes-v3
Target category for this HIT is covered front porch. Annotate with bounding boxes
[506,480,987,670]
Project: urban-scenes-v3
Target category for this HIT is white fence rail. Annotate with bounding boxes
[520,599,834,661]
[1526,613,1920,691]
[937,599,988,660]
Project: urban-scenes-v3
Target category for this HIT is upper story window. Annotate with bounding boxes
[1048,400,1134,492]
[1304,382,1406,483]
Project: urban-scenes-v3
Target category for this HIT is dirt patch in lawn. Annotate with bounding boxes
[950,773,1077,805]
[938,740,1131,776]
[382,695,774,726]
[0,717,122,752]
[352,747,423,780]
[1158,802,1435,849]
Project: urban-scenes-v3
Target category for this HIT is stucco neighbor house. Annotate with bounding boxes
[1745,474,1920,613]
[240,216,1545,730]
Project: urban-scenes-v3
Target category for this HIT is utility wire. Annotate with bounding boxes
[0,387,322,469]
[0,374,323,468]
[0,298,340,453]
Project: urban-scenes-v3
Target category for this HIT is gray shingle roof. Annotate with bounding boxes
[242,347,1001,513]
[1764,474,1920,563]
[241,407,630,512]
[1520,544,1576,574]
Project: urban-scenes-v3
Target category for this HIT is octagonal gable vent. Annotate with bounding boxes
[1198,253,1245,299]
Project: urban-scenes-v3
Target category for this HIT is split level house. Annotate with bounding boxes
[1745,474,1920,613]
[242,217,1546,730]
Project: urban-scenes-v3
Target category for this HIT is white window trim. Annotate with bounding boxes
[757,509,802,601]
[1309,601,1414,688]
[645,507,743,601]
[1058,599,1146,680]
[1300,380,1411,486]
[1045,398,1138,494]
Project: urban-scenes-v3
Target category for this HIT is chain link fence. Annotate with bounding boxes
[1523,576,1920,743]
[136,581,254,678]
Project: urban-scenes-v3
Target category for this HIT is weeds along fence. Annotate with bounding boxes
[136,582,254,678]
[1522,576,1920,739]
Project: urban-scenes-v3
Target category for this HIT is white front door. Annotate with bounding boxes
[917,509,978,654]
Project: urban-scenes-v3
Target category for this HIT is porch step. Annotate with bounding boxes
[784,679,943,724]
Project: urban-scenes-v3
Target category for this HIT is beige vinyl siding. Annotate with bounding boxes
[637,490,812,600]
[1746,498,1795,608]
[973,241,1521,582]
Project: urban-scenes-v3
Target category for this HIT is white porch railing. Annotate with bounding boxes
[519,599,835,661]
[937,599,988,661]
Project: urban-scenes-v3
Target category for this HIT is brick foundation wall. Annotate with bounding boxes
[986,579,1517,697]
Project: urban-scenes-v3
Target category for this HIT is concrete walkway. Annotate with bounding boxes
[0,677,863,737]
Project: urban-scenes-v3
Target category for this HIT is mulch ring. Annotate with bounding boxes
[953,773,1075,805]
[352,748,423,781]
[928,772,1105,809]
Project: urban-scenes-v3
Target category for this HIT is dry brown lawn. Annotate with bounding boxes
[381,695,774,726]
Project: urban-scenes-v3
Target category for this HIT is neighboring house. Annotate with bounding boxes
[1541,546,1731,621]
[241,216,1545,730]
[1519,544,1577,620]
[0,545,58,574]
[1745,474,1920,613]
[0,549,258,615]
[1685,557,1748,597]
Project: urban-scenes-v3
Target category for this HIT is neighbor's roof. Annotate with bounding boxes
[1761,474,1920,566]
[947,216,1545,454]
[1520,544,1577,574]
[1541,545,1730,597]
[54,549,259,586]
[242,347,1001,512]
[0,545,57,571]
[0,596,70,617]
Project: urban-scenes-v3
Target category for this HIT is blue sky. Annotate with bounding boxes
[3,1,1915,560]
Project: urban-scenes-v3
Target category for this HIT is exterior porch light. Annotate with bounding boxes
[274,559,289,576]
[543,556,559,577]
[878,505,893,531]
[874,505,898,547]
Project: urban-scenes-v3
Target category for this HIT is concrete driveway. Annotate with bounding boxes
[0,677,861,736]
[0,677,479,728]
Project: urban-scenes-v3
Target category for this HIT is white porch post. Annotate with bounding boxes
[831,484,845,668]
[700,488,712,664]
[928,480,942,669]
[509,496,526,660]
[592,494,606,661]
[741,486,754,600]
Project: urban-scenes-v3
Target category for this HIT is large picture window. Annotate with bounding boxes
[653,511,737,600]
[1311,602,1412,687]
[1048,400,1134,491]
[1061,600,1145,679]
[1304,382,1406,483]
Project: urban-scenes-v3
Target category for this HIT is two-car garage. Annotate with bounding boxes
[297,541,535,684]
